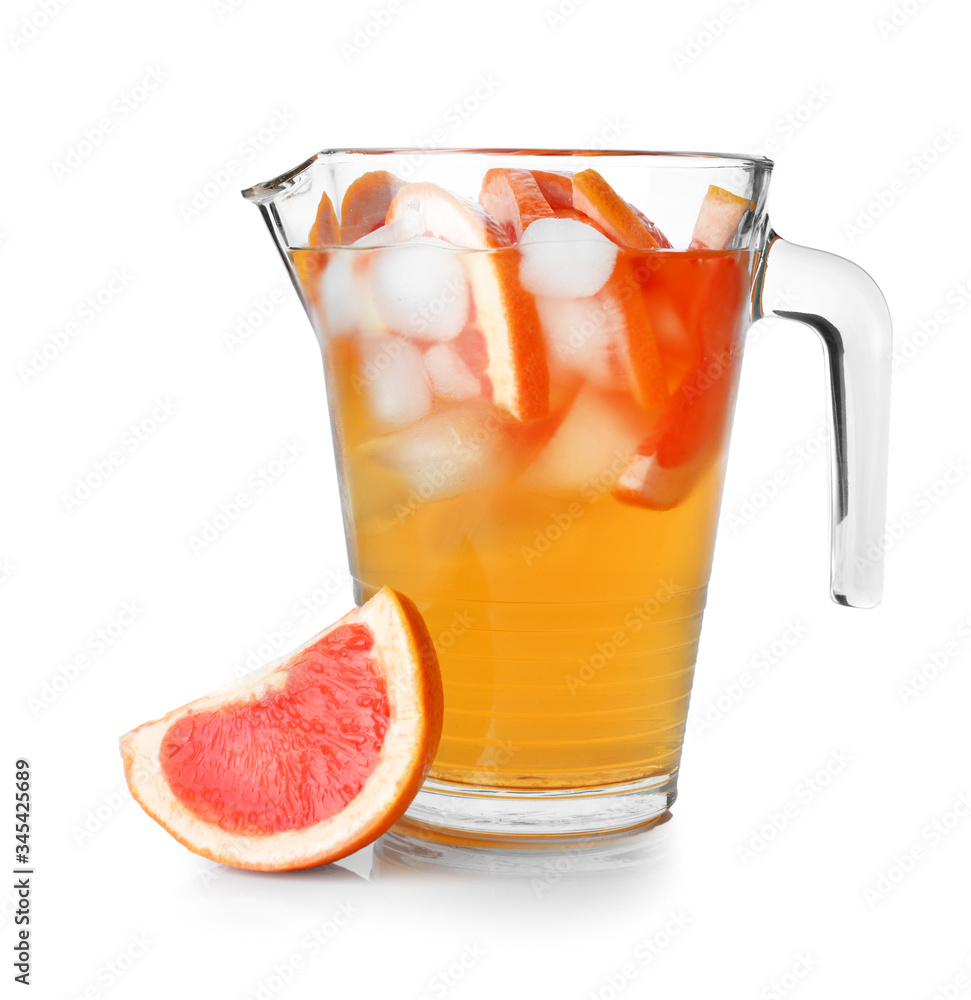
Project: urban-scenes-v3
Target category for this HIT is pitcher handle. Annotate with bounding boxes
[752,230,892,608]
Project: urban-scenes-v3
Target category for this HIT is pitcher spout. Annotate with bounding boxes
[241,154,336,317]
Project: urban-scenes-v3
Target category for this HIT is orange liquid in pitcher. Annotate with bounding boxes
[292,245,753,790]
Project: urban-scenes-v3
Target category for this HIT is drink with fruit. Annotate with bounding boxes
[244,151,891,838]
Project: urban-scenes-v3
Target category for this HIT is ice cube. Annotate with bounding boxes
[318,252,359,336]
[520,384,646,493]
[360,401,510,502]
[369,241,470,342]
[358,334,432,428]
[424,342,482,402]
[519,218,617,298]
[534,294,628,391]
[317,251,387,337]
[316,218,436,337]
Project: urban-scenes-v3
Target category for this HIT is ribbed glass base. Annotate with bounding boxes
[377,800,674,877]
[402,772,677,841]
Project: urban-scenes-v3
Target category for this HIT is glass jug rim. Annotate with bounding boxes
[242,148,773,204]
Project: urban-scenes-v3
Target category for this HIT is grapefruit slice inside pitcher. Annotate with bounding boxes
[571,169,672,250]
[120,587,442,871]
[530,169,574,210]
[478,167,554,241]
[340,170,404,245]
[293,189,341,302]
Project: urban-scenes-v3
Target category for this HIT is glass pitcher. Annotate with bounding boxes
[242,150,890,840]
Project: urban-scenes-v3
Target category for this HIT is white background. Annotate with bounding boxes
[4,0,971,997]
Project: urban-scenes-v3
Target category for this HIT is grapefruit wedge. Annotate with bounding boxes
[293,190,341,300]
[572,169,672,249]
[308,189,341,247]
[120,587,442,871]
[613,255,747,509]
[530,169,574,210]
[612,395,718,511]
[340,170,404,245]
[607,258,669,411]
[689,185,753,250]
[479,167,554,241]
[387,182,549,421]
